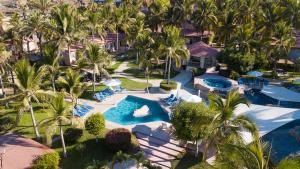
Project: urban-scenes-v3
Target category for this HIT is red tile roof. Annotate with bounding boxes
[187,41,219,57]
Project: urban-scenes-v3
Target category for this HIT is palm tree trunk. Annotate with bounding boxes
[116,33,119,51]
[68,44,71,65]
[146,69,150,93]
[29,101,40,140]
[60,124,67,158]
[52,74,56,92]
[10,69,16,94]
[164,56,169,78]
[26,40,30,53]
[93,69,96,94]
[38,34,43,58]
[136,53,139,64]
[167,57,172,84]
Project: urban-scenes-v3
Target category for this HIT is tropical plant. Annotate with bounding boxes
[85,43,111,93]
[31,152,60,169]
[41,43,61,91]
[0,59,49,139]
[40,93,72,157]
[159,26,189,84]
[56,68,86,107]
[28,0,54,14]
[85,113,105,141]
[111,151,131,169]
[0,43,11,100]
[83,10,107,41]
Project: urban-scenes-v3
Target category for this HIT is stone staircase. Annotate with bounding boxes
[134,131,186,169]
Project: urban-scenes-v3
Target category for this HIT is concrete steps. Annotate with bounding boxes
[134,131,186,169]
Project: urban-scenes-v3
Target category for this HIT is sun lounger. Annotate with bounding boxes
[114,86,125,93]
[163,94,175,102]
[73,108,84,117]
[83,103,94,110]
[75,105,89,113]
[167,97,178,106]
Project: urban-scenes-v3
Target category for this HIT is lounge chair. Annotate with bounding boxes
[114,86,125,93]
[163,94,175,102]
[167,97,178,106]
[94,93,105,102]
[83,103,94,110]
[73,108,84,117]
[75,105,89,113]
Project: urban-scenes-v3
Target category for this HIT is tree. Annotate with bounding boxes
[28,0,54,15]
[0,43,11,101]
[23,11,46,57]
[111,151,131,169]
[40,93,72,158]
[57,68,86,107]
[171,102,216,144]
[203,90,258,160]
[159,26,189,84]
[83,10,107,41]
[0,60,49,139]
[50,4,83,58]
[85,43,111,94]
[42,43,61,92]
[85,114,105,141]
[132,152,146,169]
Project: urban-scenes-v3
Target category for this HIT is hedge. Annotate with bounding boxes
[160,80,177,91]
[31,152,60,169]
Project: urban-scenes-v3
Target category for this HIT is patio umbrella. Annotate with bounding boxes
[247,71,263,77]
[103,79,121,87]
[181,95,202,103]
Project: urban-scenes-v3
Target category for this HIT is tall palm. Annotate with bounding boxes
[136,29,159,93]
[0,43,11,100]
[0,60,49,139]
[203,90,258,160]
[83,10,107,41]
[23,11,46,57]
[40,93,71,158]
[159,26,189,84]
[50,4,82,57]
[216,10,238,47]
[42,43,61,92]
[85,43,111,93]
[191,0,217,35]
[57,68,85,107]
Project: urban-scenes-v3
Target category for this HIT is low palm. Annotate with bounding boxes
[40,93,71,158]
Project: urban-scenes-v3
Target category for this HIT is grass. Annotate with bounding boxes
[107,61,123,74]
[124,62,179,80]
[80,77,150,100]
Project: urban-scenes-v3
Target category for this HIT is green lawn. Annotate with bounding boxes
[80,77,150,100]
[107,61,123,74]
[124,62,179,80]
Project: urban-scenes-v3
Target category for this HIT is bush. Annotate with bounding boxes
[31,152,60,169]
[191,68,206,77]
[85,114,105,138]
[105,128,132,152]
[64,128,83,144]
[0,117,15,132]
[160,80,177,91]
[230,71,240,80]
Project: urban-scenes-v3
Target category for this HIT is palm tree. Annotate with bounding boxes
[42,43,61,92]
[50,4,82,58]
[159,26,189,84]
[0,43,11,100]
[23,11,46,57]
[111,151,131,169]
[40,93,71,158]
[216,10,238,47]
[135,29,159,93]
[28,0,53,14]
[57,68,86,107]
[0,60,49,139]
[203,90,258,160]
[83,10,107,41]
[132,152,146,169]
[191,0,217,36]
[85,43,111,93]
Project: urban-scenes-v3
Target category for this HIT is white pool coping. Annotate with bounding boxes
[194,74,238,91]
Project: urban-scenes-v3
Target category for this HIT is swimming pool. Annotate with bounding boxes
[262,119,300,164]
[244,89,300,108]
[103,95,170,125]
[203,78,232,89]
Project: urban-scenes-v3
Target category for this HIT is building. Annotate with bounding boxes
[187,41,219,69]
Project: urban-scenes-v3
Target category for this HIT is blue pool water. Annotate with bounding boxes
[103,95,170,125]
[203,78,232,89]
[262,119,300,164]
[244,89,300,108]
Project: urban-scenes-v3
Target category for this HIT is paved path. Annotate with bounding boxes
[0,133,52,169]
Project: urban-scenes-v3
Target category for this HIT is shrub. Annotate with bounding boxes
[85,114,105,138]
[31,152,60,169]
[160,80,177,91]
[105,128,132,152]
[0,117,15,132]
[191,68,206,77]
[230,71,240,80]
[64,128,83,144]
